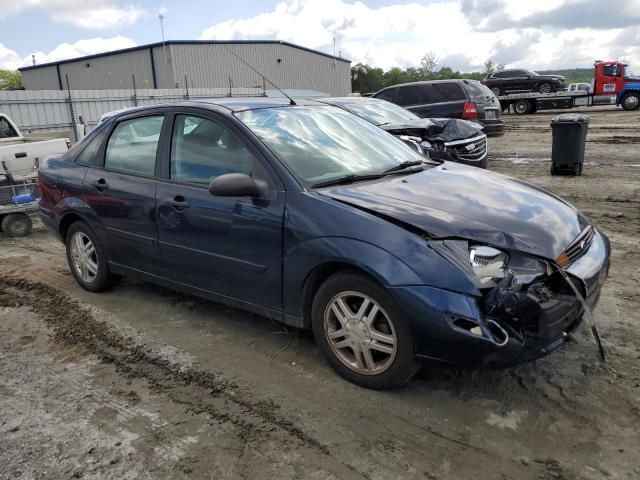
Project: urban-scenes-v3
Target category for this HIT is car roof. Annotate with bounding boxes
[318,97,386,106]
[376,79,481,91]
[103,98,327,121]
[193,97,324,112]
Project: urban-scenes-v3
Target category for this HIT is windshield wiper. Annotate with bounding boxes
[383,160,425,173]
[311,173,385,188]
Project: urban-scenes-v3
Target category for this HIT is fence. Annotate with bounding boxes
[0,76,275,141]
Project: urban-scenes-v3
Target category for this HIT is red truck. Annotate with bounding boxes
[494,61,640,114]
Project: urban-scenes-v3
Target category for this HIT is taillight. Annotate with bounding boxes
[462,102,478,120]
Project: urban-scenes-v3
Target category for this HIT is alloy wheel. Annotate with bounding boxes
[323,291,397,375]
[70,231,99,283]
[538,82,552,93]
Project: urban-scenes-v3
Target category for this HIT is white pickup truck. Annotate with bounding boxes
[0,113,70,178]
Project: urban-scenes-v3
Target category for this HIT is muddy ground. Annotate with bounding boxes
[1,107,639,480]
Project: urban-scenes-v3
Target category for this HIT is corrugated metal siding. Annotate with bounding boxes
[0,87,271,134]
[57,49,155,90]
[21,66,60,90]
[151,45,175,88]
[170,43,350,96]
[22,43,351,95]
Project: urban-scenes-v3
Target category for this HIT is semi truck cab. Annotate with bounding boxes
[593,61,640,110]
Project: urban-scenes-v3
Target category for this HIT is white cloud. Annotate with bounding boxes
[199,0,640,71]
[0,43,22,70]
[2,36,136,69]
[0,0,145,29]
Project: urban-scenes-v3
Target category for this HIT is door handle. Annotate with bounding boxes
[14,152,27,158]
[164,196,189,210]
[91,178,108,191]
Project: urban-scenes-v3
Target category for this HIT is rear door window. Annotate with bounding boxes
[75,131,105,166]
[104,115,164,175]
[396,85,421,106]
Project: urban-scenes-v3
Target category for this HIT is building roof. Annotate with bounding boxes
[19,40,351,72]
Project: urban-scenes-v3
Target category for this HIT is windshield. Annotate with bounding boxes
[236,106,425,186]
[337,100,420,126]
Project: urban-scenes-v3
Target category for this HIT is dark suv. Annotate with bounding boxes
[483,69,565,96]
[373,80,504,137]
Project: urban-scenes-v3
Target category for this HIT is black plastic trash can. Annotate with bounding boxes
[550,113,590,176]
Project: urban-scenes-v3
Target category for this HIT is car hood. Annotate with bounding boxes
[380,118,484,143]
[322,162,589,259]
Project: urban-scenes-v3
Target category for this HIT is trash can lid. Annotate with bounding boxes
[551,113,590,125]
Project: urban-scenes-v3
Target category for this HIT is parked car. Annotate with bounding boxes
[317,97,488,168]
[0,113,71,179]
[566,82,591,93]
[483,70,566,95]
[39,99,610,389]
[373,80,504,137]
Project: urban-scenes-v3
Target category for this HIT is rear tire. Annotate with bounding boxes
[1,213,33,237]
[621,92,639,111]
[65,221,115,292]
[311,272,418,389]
[514,100,532,115]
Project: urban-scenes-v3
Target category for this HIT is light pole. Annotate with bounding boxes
[159,14,167,62]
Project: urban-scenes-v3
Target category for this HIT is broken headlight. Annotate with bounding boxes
[469,246,508,286]
[470,246,550,287]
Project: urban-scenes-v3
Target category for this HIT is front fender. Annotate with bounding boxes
[617,83,640,104]
[282,237,423,320]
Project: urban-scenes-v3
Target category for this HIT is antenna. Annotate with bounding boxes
[158,14,167,62]
[225,48,296,106]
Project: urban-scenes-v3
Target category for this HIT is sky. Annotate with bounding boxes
[1,0,639,73]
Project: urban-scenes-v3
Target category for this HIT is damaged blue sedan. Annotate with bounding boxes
[38,98,610,389]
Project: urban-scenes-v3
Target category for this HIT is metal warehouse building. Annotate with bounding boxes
[18,40,351,96]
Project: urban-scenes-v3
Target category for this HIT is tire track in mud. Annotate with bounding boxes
[0,275,374,480]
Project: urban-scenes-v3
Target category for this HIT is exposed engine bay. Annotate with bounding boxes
[430,239,602,357]
[381,118,487,164]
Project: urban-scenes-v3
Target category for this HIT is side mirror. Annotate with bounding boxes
[208,173,266,197]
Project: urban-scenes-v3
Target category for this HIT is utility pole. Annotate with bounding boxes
[159,14,167,62]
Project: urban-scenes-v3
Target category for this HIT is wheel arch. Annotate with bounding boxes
[59,211,85,240]
[283,237,424,329]
[299,261,383,329]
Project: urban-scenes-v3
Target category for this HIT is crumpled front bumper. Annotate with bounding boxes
[390,230,610,368]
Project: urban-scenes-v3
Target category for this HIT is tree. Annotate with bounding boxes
[419,52,439,78]
[482,58,495,78]
[0,70,22,90]
[351,63,385,93]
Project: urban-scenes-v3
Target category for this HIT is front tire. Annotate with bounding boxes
[537,82,552,94]
[311,272,418,389]
[621,92,639,111]
[491,87,502,96]
[65,221,114,292]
